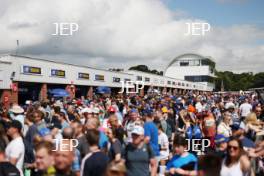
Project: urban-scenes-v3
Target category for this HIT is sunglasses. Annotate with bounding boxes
[228,145,239,151]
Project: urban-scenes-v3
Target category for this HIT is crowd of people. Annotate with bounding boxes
[0,91,264,176]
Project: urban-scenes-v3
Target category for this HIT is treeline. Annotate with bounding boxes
[129,65,163,76]
[215,71,264,91]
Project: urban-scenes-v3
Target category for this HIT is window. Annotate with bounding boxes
[137,76,142,81]
[180,61,189,66]
[167,81,171,85]
[145,77,150,82]
[113,77,121,83]
[95,74,104,81]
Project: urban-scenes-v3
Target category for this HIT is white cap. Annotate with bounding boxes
[81,107,92,114]
[92,107,100,114]
[131,126,144,135]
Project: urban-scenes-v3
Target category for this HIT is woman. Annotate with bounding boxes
[166,135,197,176]
[106,128,122,162]
[220,137,251,176]
[157,123,169,175]
[217,112,232,138]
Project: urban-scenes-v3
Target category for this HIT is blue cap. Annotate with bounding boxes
[38,128,51,137]
[130,108,138,113]
[215,134,229,144]
[142,109,153,116]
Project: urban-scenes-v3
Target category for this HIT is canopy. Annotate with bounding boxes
[49,88,70,97]
[96,86,111,94]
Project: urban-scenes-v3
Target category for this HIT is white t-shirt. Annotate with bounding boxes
[125,121,136,143]
[158,132,169,159]
[5,136,25,174]
[239,103,252,117]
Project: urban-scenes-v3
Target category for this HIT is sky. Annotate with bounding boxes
[0,0,263,73]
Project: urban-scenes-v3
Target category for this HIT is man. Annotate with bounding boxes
[124,109,139,143]
[239,98,252,121]
[143,110,160,157]
[108,114,125,145]
[86,117,108,150]
[33,110,47,131]
[5,120,25,175]
[255,106,263,121]
[35,141,56,176]
[71,119,89,158]
[54,139,76,176]
[125,125,157,176]
[214,134,228,158]
[0,146,20,176]
[81,129,108,176]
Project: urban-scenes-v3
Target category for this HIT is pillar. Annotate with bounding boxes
[40,83,48,101]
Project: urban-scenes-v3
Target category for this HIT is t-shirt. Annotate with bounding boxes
[239,103,252,117]
[5,137,25,175]
[125,120,137,143]
[144,121,160,156]
[99,131,108,149]
[0,162,20,176]
[166,153,197,175]
[108,139,122,161]
[125,143,155,176]
[158,132,169,159]
[81,151,108,176]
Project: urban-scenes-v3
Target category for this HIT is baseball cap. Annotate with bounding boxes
[129,108,138,113]
[131,126,144,135]
[38,128,51,137]
[108,106,116,113]
[214,134,229,144]
[161,107,168,113]
[7,120,22,131]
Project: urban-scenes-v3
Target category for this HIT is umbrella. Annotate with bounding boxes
[96,86,111,94]
[49,88,70,97]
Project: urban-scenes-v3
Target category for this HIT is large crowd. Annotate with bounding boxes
[0,91,264,176]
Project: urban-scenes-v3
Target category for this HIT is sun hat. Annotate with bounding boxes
[81,107,93,114]
[9,105,24,114]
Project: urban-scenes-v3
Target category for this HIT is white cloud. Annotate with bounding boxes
[0,0,263,73]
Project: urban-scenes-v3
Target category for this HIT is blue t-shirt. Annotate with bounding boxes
[166,153,197,173]
[144,122,160,156]
[99,131,108,149]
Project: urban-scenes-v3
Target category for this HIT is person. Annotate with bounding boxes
[106,128,122,162]
[220,137,251,176]
[143,110,160,157]
[166,135,197,176]
[9,104,25,130]
[0,146,20,176]
[239,99,252,121]
[157,123,169,176]
[81,129,108,176]
[217,112,232,138]
[62,127,81,176]
[106,160,127,176]
[58,112,70,130]
[33,110,47,131]
[54,139,76,176]
[214,134,228,158]
[5,120,25,175]
[108,114,125,145]
[197,154,222,176]
[24,113,39,170]
[34,141,56,176]
[71,119,89,158]
[255,106,263,121]
[125,125,157,176]
[86,117,108,151]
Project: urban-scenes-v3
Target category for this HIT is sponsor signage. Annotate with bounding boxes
[95,74,104,81]
[51,69,65,77]
[22,66,41,75]
[78,72,89,79]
